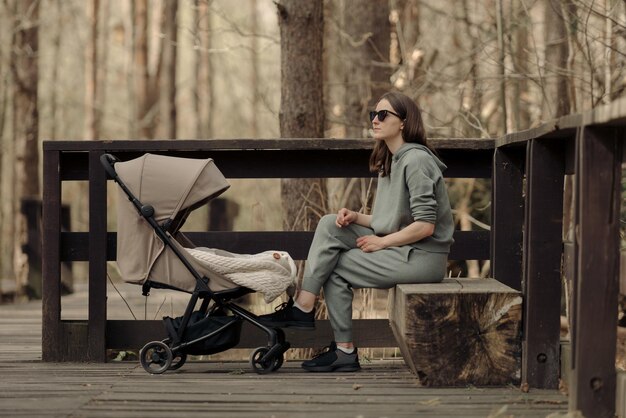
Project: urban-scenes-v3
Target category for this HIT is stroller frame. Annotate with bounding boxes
[101,153,290,374]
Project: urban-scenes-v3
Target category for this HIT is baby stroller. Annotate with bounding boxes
[101,153,294,374]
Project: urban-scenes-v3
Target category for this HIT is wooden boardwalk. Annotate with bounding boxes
[0,286,570,418]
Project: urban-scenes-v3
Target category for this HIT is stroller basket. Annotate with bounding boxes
[164,312,242,356]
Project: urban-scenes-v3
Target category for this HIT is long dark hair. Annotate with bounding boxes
[368,92,434,177]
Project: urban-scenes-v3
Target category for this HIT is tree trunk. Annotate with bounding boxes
[542,0,571,118]
[161,0,177,139]
[0,21,10,290]
[277,0,325,232]
[11,0,40,296]
[133,0,149,138]
[368,1,391,107]
[495,0,508,133]
[132,0,161,139]
[85,0,100,140]
[461,0,485,136]
[50,0,63,140]
[510,1,531,131]
[194,0,214,139]
[323,0,345,139]
[98,0,110,135]
[342,0,390,138]
[250,0,260,138]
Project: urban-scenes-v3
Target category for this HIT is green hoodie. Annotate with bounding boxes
[370,142,454,254]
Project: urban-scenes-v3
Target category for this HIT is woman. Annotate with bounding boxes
[260,92,454,372]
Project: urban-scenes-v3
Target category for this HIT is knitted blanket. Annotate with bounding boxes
[186,247,297,303]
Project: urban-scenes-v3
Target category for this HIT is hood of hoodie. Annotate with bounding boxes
[392,142,447,172]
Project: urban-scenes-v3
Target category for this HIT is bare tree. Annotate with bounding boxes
[0,4,9,291]
[193,0,214,139]
[132,0,162,139]
[341,1,389,138]
[509,0,532,131]
[10,0,40,296]
[543,0,571,117]
[84,0,100,140]
[161,0,177,139]
[250,0,260,138]
[276,0,325,232]
[49,0,62,140]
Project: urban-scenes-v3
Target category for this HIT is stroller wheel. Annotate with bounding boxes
[139,341,173,374]
[168,352,187,371]
[249,347,280,374]
[271,353,284,371]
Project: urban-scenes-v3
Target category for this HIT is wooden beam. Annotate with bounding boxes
[105,319,396,350]
[42,150,62,362]
[87,151,108,362]
[491,146,525,291]
[60,230,491,262]
[570,127,622,417]
[522,139,565,389]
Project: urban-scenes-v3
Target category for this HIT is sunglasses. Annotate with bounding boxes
[369,109,402,122]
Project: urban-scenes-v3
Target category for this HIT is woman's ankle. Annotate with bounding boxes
[293,299,313,313]
[336,342,355,353]
[295,291,316,312]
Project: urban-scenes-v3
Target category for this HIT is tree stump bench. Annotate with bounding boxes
[388,278,522,387]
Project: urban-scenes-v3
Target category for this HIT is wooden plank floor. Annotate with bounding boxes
[0,285,569,418]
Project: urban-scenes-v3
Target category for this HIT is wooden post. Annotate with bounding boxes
[570,127,622,417]
[491,146,525,291]
[42,150,62,361]
[88,151,108,362]
[522,139,564,389]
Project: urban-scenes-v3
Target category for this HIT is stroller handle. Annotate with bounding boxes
[100,153,120,180]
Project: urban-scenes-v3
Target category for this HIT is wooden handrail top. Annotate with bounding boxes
[497,95,626,147]
[43,138,495,151]
[46,138,496,180]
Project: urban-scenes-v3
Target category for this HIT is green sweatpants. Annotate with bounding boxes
[300,215,448,343]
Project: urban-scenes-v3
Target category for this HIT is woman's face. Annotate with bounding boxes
[371,99,404,142]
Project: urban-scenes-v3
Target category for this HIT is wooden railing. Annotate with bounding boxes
[491,98,625,417]
[42,96,625,416]
[41,138,492,361]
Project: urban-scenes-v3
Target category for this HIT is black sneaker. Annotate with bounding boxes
[301,341,361,372]
[257,298,315,330]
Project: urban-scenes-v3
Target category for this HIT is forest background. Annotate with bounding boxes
[0,0,624,333]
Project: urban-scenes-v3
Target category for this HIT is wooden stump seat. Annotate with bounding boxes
[388,278,522,387]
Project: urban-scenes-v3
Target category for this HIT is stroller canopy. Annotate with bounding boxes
[115,153,232,291]
[116,153,230,222]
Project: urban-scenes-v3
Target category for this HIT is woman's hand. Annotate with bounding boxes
[356,235,387,252]
[360,221,434,251]
[335,208,358,227]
